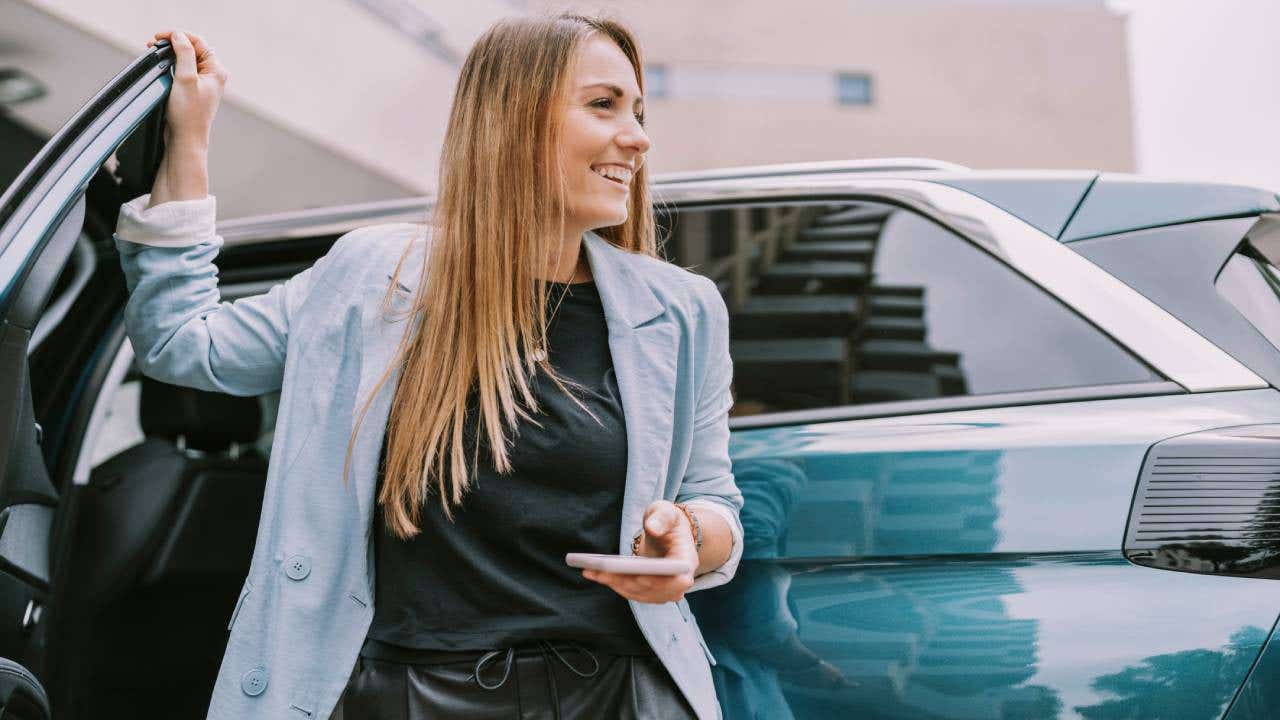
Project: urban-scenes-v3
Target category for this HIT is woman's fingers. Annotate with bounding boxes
[186,31,214,64]
[148,29,221,81]
[582,569,691,603]
[169,31,199,81]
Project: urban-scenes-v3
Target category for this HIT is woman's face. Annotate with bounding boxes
[559,35,651,234]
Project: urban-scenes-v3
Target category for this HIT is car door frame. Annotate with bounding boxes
[0,41,176,703]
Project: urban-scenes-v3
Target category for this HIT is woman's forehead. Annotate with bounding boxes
[571,36,641,97]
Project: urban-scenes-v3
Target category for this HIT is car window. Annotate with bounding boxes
[1216,241,1280,354]
[660,200,1158,417]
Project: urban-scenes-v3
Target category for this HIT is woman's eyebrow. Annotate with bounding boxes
[580,82,644,106]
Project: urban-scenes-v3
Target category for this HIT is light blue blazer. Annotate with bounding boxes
[112,193,745,720]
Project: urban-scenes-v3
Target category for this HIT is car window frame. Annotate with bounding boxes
[656,195,1182,427]
[0,56,171,317]
[653,179,1263,391]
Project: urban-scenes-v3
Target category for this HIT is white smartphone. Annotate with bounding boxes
[565,552,689,576]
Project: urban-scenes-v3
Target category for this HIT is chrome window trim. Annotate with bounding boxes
[727,381,1188,431]
[213,174,1265,393]
[653,157,968,184]
[218,196,431,244]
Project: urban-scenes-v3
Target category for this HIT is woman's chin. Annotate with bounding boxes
[585,211,629,231]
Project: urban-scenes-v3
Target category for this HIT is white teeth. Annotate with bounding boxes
[592,165,632,185]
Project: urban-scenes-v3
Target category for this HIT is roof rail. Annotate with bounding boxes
[653,157,968,184]
[217,196,433,244]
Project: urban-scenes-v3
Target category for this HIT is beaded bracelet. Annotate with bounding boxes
[631,502,703,555]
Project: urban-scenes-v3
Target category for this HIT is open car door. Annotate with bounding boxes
[0,41,174,718]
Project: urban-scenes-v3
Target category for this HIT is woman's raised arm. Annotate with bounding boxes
[116,30,345,396]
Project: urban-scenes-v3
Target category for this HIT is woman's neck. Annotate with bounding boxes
[539,235,593,283]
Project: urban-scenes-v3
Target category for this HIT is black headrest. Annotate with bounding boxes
[139,378,262,452]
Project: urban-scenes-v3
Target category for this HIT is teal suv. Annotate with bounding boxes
[2,42,1280,720]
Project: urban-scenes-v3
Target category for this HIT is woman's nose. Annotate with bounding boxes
[618,122,651,156]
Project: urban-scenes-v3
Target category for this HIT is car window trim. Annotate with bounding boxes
[0,55,170,316]
[727,381,1186,431]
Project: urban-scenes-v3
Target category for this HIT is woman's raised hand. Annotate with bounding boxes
[143,30,226,205]
[146,30,228,149]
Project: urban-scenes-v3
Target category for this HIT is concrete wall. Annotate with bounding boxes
[540,0,1134,174]
[4,0,1134,218]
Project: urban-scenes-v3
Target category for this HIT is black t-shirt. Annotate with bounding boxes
[360,279,650,658]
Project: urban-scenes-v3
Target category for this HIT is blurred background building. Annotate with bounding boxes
[0,0,1275,219]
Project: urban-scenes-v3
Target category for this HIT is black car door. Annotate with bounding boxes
[0,41,175,717]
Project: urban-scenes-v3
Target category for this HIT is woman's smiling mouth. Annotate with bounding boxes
[592,163,633,186]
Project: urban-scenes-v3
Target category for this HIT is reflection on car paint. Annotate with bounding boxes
[690,388,1280,719]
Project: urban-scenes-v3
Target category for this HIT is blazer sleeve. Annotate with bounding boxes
[113,192,351,396]
[677,274,745,592]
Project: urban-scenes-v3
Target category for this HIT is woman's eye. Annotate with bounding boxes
[589,97,644,127]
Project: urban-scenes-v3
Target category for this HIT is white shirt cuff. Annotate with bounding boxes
[115,193,218,247]
[684,499,743,592]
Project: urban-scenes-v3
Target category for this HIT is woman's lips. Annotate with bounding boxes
[595,171,629,189]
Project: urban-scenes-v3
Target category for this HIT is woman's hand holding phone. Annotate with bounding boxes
[578,500,699,604]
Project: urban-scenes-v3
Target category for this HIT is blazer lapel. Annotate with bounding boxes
[581,231,679,552]
[350,280,417,540]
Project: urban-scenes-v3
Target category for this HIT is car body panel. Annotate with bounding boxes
[1228,621,1280,719]
[935,174,1096,239]
[1060,175,1280,243]
[726,388,1280,558]
[701,554,1277,720]
[690,387,1280,718]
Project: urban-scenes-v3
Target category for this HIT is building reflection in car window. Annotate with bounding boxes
[659,201,1157,417]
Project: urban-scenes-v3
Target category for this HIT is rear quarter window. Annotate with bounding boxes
[1217,241,1280,353]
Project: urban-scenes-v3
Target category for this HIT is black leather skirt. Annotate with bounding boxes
[331,640,699,720]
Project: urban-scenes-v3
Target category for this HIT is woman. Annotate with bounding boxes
[120,13,742,720]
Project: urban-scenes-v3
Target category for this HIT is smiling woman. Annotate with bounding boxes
[110,10,741,720]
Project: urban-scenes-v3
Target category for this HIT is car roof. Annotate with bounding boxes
[215,159,1280,246]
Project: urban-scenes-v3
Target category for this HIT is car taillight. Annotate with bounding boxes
[1124,424,1280,578]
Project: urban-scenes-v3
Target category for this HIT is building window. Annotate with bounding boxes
[836,72,872,106]
[645,64,669,99]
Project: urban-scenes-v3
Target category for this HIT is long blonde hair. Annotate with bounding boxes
[344,13,657,539]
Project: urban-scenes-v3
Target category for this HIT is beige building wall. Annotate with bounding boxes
[544,0,1135,174]
[5,0,1133,217]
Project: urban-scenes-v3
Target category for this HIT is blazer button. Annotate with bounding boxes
[285,555,311,581]
[241,666,269,696]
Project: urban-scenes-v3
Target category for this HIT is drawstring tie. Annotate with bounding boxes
[469,640,601,720]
